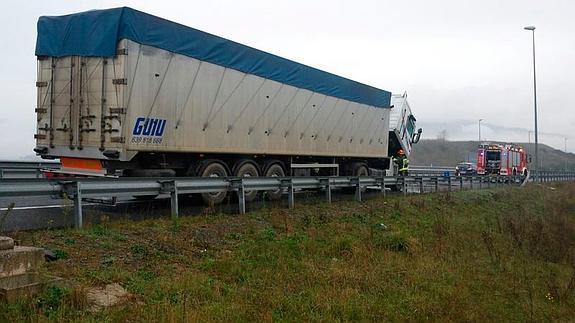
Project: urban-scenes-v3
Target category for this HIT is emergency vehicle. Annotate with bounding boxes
[476,143,528,176]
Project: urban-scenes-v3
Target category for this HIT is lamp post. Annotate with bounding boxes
[565,137,568,171]
[524,25,538,181]
[478,119,483,142]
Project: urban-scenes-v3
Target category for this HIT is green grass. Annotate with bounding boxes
[2,183,575,321]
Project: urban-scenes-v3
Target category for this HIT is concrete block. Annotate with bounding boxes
[0,246,44,278]
[0,237,14,250]
[0,273,65,303]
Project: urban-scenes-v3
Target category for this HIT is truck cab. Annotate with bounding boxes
[387,93,422,175]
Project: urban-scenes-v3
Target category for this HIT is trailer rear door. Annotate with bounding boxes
[35,42,127,157]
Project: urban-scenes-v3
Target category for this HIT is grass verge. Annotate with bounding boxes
[2,183,575,321]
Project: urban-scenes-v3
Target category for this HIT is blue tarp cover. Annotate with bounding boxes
[36,7,391,108]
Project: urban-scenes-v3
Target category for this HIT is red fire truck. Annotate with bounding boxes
[476,143,528,176]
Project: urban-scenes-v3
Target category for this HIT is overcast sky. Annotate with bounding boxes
[0,0,573,159]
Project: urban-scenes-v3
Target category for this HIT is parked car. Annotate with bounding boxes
[455,162,477,176]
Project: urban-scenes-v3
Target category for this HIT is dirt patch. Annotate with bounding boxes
[86,283,131,311]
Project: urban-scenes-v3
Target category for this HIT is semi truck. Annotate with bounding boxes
[33,7,415,203]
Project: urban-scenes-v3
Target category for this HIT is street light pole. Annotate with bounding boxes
[524,25,539,181]
[565,137,568,171]
[478,119,482,142]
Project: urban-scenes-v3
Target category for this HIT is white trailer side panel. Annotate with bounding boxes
[122,40,390,159]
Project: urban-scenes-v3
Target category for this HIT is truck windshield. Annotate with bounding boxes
[486,151,500,160]
[406,116,415,137]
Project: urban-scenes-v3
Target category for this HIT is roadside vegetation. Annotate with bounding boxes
[2,183,575,321]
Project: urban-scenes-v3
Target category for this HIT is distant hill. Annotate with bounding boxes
[411,139,575,170]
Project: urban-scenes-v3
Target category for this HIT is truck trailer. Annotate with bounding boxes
[34,7,395,203]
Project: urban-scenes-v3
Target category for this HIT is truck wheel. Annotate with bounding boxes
[354,164,369,177]
[234,161,259,202]
[264,163,285,200]
[344,163,369,193]
[200,161,228,205]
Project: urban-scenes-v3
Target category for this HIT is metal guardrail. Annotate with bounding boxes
[409,165,456,177]
[0,174,536,228]
[0,169,573,229]
[0,161,60,179]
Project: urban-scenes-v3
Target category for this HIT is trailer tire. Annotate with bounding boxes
[354,163,370,177]
[199,160,228,205]
[234,161,259,202]
[264,162,285,200]
[343,162,369,193]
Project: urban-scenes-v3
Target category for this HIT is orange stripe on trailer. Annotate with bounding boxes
[61,157,103,171]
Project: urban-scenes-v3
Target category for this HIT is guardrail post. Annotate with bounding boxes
[171,183,179,220]
[73,182,83,229]
[160,180,179,220]
[353,177,362,202]
[434,177,439,192]
[448,176,452,192]
[281,179,295,209]
[229,178,246,215]
[61,181,83,229]
[418,177,424,194]
[469,176,473,189]
[238,179,246,214]
[380,175,386,197]
[459,177,463,190]
[320,178,331,203]
[402,177,407,195]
